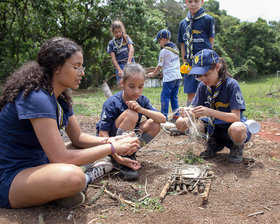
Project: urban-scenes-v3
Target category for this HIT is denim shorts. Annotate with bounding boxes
[183,74,200,94]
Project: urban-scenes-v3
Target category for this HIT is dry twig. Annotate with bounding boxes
[248,211,264,217]
[104,188,136,207]
[87,181,108,206]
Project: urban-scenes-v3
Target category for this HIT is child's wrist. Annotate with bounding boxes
[109,142,116,155]
[102,137,110,144]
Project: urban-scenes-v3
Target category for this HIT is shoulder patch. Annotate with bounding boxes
[236,91,244,104]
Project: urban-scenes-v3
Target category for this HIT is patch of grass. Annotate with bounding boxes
[177,151,204,165]
[132,197,163,213]
[239,75,280,120]
[72,74,279,120]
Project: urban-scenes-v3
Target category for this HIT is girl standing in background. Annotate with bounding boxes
[107,20,135,85]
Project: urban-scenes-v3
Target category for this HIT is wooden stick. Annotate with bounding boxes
[248,211,264,217]
[200,178,212,202]
[104,188,136,207]
[138,194,150,202]
[159,178,174,202]
[138,177,150,201]
[144,177,149,195]
[87,181,108,206]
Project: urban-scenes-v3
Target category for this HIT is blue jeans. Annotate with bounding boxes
[161,79,181,119]
[115,63,125,85]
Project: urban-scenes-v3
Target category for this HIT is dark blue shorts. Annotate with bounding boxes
[0,168,25,208]
[203,121,251,149]
[0,157,49,208]
[183,74,200,94]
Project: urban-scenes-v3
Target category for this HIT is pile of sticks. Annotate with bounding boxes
[160,164,214,204]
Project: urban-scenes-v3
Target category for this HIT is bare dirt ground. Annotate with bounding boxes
[0,116,279,224]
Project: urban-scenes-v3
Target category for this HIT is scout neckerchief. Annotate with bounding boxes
[185,8,207,64]
[163,42,179,55]
[113,36,124,49]
[206,77,223,140]
[51,92,65,136]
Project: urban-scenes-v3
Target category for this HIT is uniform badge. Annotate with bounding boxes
[195,55,199,64]
[236,91,244,104]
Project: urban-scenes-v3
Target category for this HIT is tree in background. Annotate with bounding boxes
[0,0,165,88]
[0,0,279,88]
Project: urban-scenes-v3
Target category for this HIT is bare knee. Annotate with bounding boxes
[116,109,138,128]
[149,121,161,136]
[58,165,86,191]
[228,122,247,142]
[140,119,161,136]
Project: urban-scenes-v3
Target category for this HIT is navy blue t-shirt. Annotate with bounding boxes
[107,36,134,64]
[96,91,157,136]
[0,89,73,208]
[192,77,247,126]
[178,12,215,55]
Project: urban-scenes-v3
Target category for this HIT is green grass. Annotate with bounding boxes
[72,74,280,120]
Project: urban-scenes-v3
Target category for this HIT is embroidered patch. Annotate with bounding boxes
[193,30,202,34]
[195,55,199,64]
[160,57,163,63]
[101,113,107,121]
[236,91,244,104]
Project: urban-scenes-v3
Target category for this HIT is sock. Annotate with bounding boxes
[116,128,126,136]
[140,132,155,145]
[80,163,91,172]
[186,101,192,107]
[83,173,91,189]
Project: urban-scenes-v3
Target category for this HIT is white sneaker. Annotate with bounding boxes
[85,161,113,183]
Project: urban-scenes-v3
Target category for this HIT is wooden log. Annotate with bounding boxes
[102,82,113,99]
[200,178,212,203]
[159,179,174,202]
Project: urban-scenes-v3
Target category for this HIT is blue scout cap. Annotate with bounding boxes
[153,29,171,42]
[189,49,219,76]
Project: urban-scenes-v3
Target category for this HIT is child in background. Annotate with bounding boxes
[178,0,215,106]
[96,63,166,180]
[107,20,135,85]
[148,29,182,121]
[176,49,251,163]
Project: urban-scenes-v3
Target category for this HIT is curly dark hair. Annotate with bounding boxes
[0,37,83,110]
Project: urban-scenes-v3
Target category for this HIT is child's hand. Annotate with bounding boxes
[126,100,142,113]
[117,69,123,77]
[113,135,140,156]
[193,106,210,117]
[114,155,141,170]
[179,107,194,118]
[109,132,136,142]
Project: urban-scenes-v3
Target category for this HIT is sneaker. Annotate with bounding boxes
[55,192,85,208]
[228,144,244,163]
[170,115,179,123]
[200,138,224,158]
[110,154,139,181]
[85,161,113,183]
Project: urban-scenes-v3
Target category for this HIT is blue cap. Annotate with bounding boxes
[189,49,219,76]
[153,29,171,42]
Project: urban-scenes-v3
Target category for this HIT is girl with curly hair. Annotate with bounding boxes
[0,37,139,209]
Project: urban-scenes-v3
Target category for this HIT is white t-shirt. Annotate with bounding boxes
[158,48,182,82]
